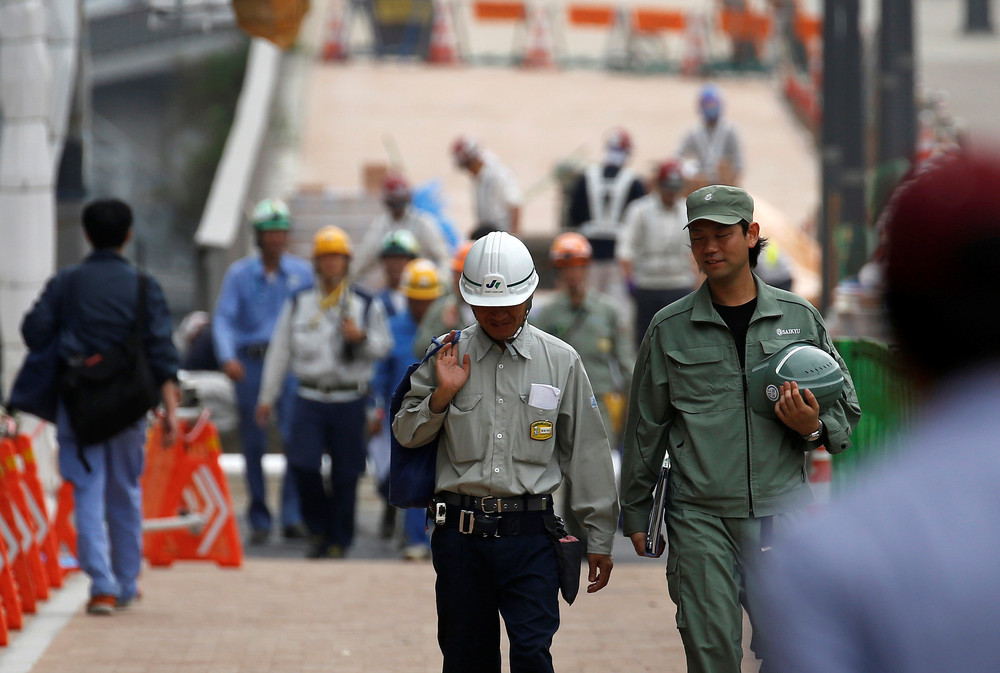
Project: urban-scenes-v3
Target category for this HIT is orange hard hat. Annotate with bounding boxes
[550,232,592,268]
[450,240,475,272]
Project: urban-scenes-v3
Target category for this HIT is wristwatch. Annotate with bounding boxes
[802,419,824,442]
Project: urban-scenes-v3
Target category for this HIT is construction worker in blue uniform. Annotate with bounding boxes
[257,226,392,559]
[212,198,312,544]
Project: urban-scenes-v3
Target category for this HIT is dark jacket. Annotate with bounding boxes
[21,249,179,387]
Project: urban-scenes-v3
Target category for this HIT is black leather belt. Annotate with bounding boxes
[238,343,269,359]
[430,492,554,538]
[434,492,553,514]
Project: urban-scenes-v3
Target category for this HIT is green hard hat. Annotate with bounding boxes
[380,229,421,258]
[251,198,291,231]
[748,342,844,417]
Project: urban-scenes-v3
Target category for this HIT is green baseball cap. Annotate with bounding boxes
[251,198,291,231]
[685,185,754,228]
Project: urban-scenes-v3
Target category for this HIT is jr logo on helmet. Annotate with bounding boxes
[482,275,507,295]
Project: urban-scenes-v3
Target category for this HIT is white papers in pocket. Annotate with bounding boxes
[528,383,561,410]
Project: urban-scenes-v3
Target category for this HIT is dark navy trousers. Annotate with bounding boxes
[431,526,561,673]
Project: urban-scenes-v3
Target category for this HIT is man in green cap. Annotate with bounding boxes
[619,184,861,673]
[213,198,313,545]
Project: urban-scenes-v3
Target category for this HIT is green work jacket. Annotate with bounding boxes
[620,276,862,533]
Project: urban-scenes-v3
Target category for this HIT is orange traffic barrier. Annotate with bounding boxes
[14,434,63,589]
[522,4,556,68]
[0,439,48,602]
[632,8,685,34]
[0,514,21,634]
[52,481,79,573]
[473,0,525,21]
[427,0,461,64]
[566,3,615,27]
[0,448,38,615]
[142,413,242,568]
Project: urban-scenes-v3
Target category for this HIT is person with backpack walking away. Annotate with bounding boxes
[257,226,392,559]
[20,198,180,615]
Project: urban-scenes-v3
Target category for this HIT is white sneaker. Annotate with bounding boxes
[402,544,431,561]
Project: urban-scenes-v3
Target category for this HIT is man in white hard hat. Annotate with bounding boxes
[393,231,618,673]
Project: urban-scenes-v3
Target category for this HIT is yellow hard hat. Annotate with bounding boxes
[400,258,443,300]
[313,226,352,257]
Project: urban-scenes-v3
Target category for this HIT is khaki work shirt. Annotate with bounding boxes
[392,322,620,554]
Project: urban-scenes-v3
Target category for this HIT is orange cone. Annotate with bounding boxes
[426,0,460,65]
[680,12,706,76]
[914,110,937,165]
[142,414,243,568]
[321,7,348,62]
[522,4,556,68]
[809,447,832,508]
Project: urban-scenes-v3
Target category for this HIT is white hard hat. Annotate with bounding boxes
[459,232,539,307]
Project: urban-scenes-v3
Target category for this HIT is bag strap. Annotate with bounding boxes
[422,329,462,366]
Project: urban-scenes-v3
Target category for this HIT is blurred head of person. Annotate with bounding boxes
[382,171,412,219]
[654,159,684,207]
[83,198,133,250]
[251,198,292,262]
[699,84,723,126]
[882,149,1000,383]
[550,232,592,304]
[604,127,633,167]
[379,230,421,289]
[452,135,483,175]
[312,225,352,289]
[400,258,444,324]
[449,240,475,297]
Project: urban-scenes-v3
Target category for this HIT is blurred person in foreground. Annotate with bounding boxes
[257,226,391,559]
[20,198,180,615]
[617,159,697,349]
[753,149,1000,673]
[533,233,633,542]
[393,232,618,672]
[620,184,860,673]
[213,198,312,544]
[372,258,444,560]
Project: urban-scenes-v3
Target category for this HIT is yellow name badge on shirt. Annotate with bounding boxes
[530,420,554,441]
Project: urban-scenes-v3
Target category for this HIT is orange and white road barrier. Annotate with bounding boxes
[142,412,242,568]
[0,452,38,615]
[52,481,79,573]
[321,2,349,62]
[13,433,63,589]
[0,439,48,603]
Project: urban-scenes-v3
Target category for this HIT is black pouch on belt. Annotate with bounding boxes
[543,515,584,605]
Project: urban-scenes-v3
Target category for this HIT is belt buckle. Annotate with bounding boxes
[480,496,498,514]
[459,509,475,534]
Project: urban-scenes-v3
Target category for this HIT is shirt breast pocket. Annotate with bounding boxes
[515,394,556,465]
[666,346,739,412]
[291,321,324,362]
[446,393,484,464]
